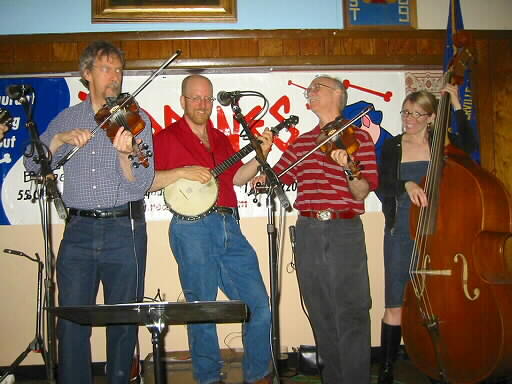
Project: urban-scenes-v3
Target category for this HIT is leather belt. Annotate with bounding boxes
[300,210,355,221]
[69,200,144,219]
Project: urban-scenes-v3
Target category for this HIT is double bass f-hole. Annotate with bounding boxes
[96,93,152,168]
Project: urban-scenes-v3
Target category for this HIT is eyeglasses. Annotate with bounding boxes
[400,110,431,120]
[183,95,216,103]
[304,83,337,99]
[93,65,123,75]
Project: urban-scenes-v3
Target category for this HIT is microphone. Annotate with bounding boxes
[6,84,33,103]
[4,248,27,257]
[4,248,40,263]
[217,90,241,107]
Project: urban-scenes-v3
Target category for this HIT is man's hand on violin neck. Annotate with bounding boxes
[330,149,349,167]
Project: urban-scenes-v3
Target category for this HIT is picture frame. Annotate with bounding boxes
[343,0,417,30]
[92,0,237,23]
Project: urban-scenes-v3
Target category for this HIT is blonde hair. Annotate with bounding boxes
[402,90,438,115]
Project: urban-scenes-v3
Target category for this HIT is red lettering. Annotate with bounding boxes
[163,105,182,131]
[268,96,300,151]
[215,106,240,151]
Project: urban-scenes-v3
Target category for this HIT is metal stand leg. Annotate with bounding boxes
[0,252,53,381]
[266,193,281,368]
[148,316,167,384]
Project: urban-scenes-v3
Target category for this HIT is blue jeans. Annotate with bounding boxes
[56,213,147,384]
[170,212,271,384]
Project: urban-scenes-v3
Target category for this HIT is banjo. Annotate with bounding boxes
[163,115,298,220]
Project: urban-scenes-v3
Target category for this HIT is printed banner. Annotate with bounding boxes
[0,70,408,225]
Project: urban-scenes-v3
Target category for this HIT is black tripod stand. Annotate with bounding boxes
[0,250,48,382]
[4,84,61,383]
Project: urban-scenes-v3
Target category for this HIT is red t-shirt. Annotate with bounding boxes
[153,117,242,207]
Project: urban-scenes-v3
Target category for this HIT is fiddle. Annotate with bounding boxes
[95,93,152,168]
[315,117,363,180]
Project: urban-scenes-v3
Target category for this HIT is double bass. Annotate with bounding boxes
[401,34,512,383]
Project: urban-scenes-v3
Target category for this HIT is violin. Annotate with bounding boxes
[315,118,363,180]
[95,93,152,168]
[0,107,13,127]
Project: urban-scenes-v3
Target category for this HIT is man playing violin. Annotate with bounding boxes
[150,74,273,384]
[24,40,154,384]
[270,75,378,384]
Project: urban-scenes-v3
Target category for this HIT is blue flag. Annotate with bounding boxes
[443,0,480,162]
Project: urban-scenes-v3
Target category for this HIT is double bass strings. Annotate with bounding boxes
[408,71,454,323]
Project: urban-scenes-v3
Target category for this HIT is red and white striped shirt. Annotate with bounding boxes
[273,124,378,215]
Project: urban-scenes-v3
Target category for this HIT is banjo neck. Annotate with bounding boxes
[210,143,255,178]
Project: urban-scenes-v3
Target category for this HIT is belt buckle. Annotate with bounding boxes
[92,210,102,218]
[316,210,332,221]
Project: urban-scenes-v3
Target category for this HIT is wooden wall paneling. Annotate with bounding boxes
[15,42,52,67]
[219,38,259,57]
[282,38,300,57]
[416,37,444,56]
[120,40,141,61]
[473,39,494,173]
[491,39,512,195]
[139,40,178,59]
[386,38,419,56]
[326,37,345,56]
[189,39,220,59]
[0,43,14,64]
[51,42,79,63]
[299,38,325,56]
[341,37,375,56]
[258,38,284,57]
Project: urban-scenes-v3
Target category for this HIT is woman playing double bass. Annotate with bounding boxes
[375,84,476,384]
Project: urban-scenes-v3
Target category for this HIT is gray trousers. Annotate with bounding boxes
[295,215,371,384]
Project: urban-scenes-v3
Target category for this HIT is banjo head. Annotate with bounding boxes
[163,178,219,219]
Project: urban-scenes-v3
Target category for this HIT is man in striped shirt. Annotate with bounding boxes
[273,75,378,384]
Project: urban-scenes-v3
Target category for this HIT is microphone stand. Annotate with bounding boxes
[17,90,59,383]
[229,99,290,380]
[0,250,46,382]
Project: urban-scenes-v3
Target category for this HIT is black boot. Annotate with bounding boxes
[378,321,402,384]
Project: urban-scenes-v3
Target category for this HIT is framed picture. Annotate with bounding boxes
[343,0,417,30]
[92,0,237,23]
